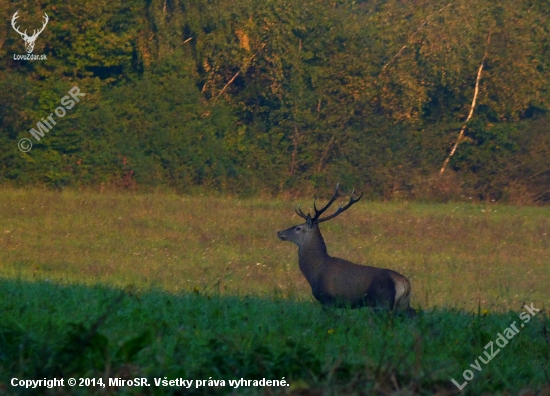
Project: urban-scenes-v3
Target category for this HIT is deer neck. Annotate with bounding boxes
[297,226,329,284]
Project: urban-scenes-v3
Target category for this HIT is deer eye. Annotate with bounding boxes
[295,226,302,232]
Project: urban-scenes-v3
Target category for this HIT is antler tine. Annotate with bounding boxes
[38,13,49,33]
[12,11,48,38]
[30,13,48,38]
[294,204,309,220]
[316,190,363,223]
[11,11,24,37]
[312,182,348,221]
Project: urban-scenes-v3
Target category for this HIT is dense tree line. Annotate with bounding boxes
[1,0,549,202]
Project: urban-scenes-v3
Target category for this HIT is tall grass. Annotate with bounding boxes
[0,280,549,395]
[0,188,549,395]
[0,188,548,311]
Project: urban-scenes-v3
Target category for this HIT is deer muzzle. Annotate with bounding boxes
[277,231,287,241]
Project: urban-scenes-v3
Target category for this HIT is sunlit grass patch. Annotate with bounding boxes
[0,187,548,311]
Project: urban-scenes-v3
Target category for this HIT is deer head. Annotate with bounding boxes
[12,11,49,54]
[277,182,363,248]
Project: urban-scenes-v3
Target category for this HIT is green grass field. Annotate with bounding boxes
[0,188,549,395]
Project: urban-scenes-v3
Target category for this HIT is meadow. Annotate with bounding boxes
[0,188,549,395]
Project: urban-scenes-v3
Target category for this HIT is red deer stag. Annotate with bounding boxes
[277,183,415,316]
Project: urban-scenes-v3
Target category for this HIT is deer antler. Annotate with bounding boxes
[316,189,363,223]
[11,11,49,53]
[11,11,26,38]
[33,13,49,38]
[295,183,362,224]
[312,182,348,220]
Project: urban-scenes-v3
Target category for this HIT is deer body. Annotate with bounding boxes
[277,184,414,315]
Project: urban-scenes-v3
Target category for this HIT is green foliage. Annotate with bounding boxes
[1,0,550,201]
[55,323,110,375]
[0,280,549,394]
[202,338,321,381]
[116,330,153,363]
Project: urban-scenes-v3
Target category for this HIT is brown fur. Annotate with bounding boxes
[277,188,415,316]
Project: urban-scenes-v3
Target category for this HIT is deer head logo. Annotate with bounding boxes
[11,11,49,54]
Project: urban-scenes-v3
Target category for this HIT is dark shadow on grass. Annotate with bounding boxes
[0,278,548,395]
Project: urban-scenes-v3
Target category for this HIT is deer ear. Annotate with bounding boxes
[306,214,313,228]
